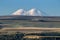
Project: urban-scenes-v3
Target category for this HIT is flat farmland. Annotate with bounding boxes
[0,20,60,40]
[0,20,60,28]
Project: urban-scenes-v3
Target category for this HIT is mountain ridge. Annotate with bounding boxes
[12,8,42,16]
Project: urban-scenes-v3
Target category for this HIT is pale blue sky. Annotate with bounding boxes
[0,0,60,16]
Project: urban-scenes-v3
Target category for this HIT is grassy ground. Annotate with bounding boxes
[0,20,60,40]
[0,32,60,40]
[0,20,60,28]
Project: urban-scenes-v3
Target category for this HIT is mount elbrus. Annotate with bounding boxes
[0,8,60,22]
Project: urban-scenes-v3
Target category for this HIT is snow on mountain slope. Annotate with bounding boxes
[12,8,42,16]
[12,9,26,15]
[26,8,42,16]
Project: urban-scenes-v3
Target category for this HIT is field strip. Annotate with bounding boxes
[1,27,60,31]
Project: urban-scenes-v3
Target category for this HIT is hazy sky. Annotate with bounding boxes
[0,0,60,16]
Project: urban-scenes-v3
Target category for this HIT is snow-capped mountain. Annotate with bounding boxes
[12,8,42,16]
[26,8,41,16]
[12,9,26,15]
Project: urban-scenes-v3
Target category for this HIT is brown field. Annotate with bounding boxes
[1,27,60,33]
